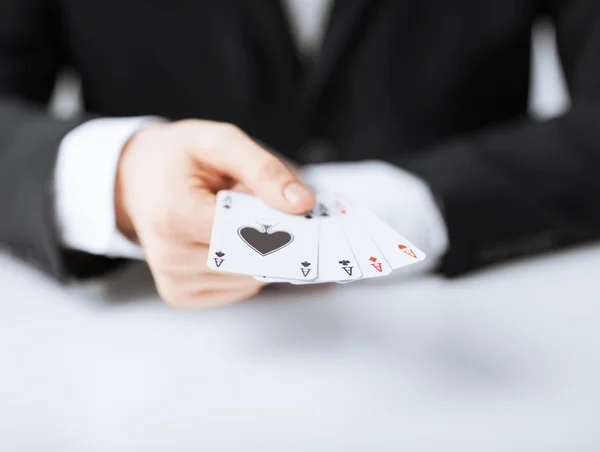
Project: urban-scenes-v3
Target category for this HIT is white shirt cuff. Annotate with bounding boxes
[54,116,165,260]
[300,160,449,272]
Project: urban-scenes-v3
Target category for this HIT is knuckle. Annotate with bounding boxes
[155,280,181,307]
[129,127,154,150]
[217,124,245,150]
[224,285,262,305]
[150,210,177,237]
[161,294,180,308]
[149,207,194,241]
[175,119,201,131]
[156,273,264,309]
[173,120,207,146]
[156,278,203,309]
[156,274,211,309]
[190,122,245,154]
[237,280,264,299]
[163,295,190,309]
[255,156,286,181]
[217,122,243,138]
[213,290,253,306]
[146,245,176,268]
[245,284,263,298]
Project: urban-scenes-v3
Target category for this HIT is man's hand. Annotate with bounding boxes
[114,120,315,308]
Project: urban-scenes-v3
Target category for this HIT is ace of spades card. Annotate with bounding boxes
[207,191,319,280]
[256,196,363,284]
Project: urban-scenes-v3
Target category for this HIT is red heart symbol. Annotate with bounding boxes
[398,244,407,250]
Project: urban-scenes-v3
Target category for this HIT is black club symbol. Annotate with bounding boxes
[301,261,311,267]
[339,260,350,266]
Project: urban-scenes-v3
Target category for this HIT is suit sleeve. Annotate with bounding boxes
[400,0,600,276]
[0,0,105,280]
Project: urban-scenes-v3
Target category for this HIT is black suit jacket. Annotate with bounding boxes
[0,0,599,279]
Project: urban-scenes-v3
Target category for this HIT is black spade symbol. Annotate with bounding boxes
[301,261,311,267]
[215,251,225,257]
[238,225,293,256]
[339,260,350,266]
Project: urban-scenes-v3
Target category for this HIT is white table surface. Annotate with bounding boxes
[1,243,599,452]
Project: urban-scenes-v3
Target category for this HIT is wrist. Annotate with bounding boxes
[114,131,142,242]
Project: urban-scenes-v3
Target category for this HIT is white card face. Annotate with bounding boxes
[356,205,426,269]
[332,194,392,279]
[289,198,363,285]
[254,197,362,285]
[208,191,319,280]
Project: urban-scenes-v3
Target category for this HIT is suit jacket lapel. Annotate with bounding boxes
[237,0,380,126]
[238,0,303,83]
[301,0,380,113]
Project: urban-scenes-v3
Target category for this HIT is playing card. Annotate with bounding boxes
[288,197,363,284]
[332,193,426,270]
[354,203,426,269]
[208,191,319,280]
[331,193,393,280]
[253,197,362,284]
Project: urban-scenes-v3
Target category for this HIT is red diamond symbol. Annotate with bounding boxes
[369,256,377,262]
[398,244,407,250]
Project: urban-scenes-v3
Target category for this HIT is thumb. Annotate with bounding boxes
[247,159,316,215]
[192,124,315,214]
